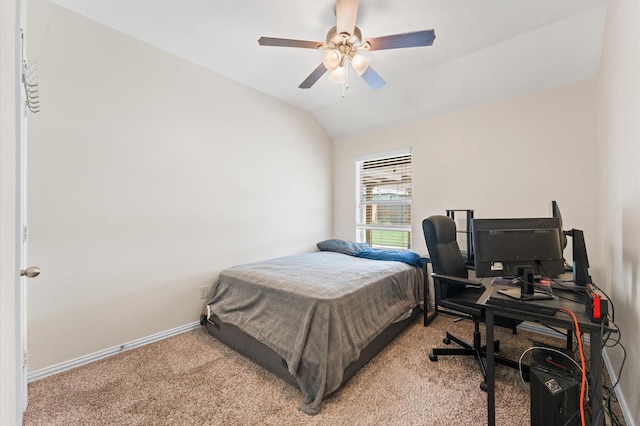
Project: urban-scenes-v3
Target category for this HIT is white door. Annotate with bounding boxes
[18,1,40,411]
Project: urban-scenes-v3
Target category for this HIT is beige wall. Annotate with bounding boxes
[26,0,332,372]
[598,0,640,422]
[333,78,599,270]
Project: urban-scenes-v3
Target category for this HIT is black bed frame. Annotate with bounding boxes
[201,306,421,392]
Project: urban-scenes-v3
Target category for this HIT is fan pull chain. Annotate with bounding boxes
[341,54,348,98]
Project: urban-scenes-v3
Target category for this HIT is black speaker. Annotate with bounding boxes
[530,345,581,426]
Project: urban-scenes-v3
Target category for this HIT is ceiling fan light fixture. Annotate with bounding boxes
[258,1,435,91]
[328,66,345,84]
[350,54,371,76]
[322,49,342,71]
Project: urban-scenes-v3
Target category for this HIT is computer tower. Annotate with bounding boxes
[530,345,581,426]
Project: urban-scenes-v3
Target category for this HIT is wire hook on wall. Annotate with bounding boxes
[21,29,40,115]
[22,60,40,114]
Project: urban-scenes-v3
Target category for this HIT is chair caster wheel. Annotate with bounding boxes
[429,354,438,362]
[480,382,488,392]
[443,337,451,345]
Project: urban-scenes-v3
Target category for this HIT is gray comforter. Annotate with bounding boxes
[207,251,423,414]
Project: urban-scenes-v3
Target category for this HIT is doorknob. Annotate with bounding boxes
[20,266,41,278]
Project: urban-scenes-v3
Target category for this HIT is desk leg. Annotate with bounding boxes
[423,260,438,326]
[590,329,604,425]
[486,309,495,426]
[424,306,438,326]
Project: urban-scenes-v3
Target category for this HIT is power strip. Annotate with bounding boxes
[584,284,608,323]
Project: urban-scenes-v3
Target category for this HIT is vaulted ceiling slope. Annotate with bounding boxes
[49,0,607,140]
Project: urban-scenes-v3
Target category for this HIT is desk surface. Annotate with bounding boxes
[477,283,604,332]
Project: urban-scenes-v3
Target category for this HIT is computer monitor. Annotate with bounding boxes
[472,217,565,300]
[568,228,592,285]
[550,200,592,286]
[551,200,568,250]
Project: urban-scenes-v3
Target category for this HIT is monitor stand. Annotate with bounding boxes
[497,272,555,301]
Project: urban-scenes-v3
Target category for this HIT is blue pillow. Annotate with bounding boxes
[354,248,424,268]
[317,239,370,255]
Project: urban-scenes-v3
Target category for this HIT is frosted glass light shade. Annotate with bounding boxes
[322,49,342,71]
[328,66,345,84]
[350,54,371,76]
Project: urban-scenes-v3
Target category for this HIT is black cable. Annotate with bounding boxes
[602,384,625,426]
[542,270,585,303]
[534,263,586,299]
[499,264,584,302]
[604,318,626,391]
[563,408,580,426]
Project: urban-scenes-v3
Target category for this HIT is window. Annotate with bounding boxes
[356,150,412,249]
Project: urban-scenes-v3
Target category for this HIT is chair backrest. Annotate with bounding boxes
[422,215,470,300]
[422,215,469,278]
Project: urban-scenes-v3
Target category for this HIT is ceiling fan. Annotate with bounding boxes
[258,0,436,92]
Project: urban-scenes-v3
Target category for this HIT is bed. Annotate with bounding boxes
[201,243,424,415]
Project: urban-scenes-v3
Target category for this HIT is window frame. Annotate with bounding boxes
[355,149,412,250]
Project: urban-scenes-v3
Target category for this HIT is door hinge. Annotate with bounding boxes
[23,225,29,242]
[23,350,29,368]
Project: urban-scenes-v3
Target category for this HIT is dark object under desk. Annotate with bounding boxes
[479,285,614,426]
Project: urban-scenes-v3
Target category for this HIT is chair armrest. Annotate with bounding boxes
[431,273,483,288]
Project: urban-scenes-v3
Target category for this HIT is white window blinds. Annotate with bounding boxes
[356,151,412,249]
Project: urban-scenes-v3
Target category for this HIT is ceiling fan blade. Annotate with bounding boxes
[366,29,436,51]
[360,67,385,90]
[258,37,323,49]
[336,0,359,35]
[298,63,328,89]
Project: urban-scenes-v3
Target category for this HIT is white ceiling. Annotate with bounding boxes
[49,0,607,140]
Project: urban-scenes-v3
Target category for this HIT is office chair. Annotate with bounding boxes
[422,215,522,390]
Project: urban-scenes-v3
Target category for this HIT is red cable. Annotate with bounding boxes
[545,356,568,370]
[559,307,587,426]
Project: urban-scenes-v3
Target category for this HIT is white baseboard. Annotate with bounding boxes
[28,321,201,383]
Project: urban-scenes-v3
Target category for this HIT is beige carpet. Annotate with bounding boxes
[23,313,623,425]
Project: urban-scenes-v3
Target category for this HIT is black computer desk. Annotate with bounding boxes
[478,284,614,426]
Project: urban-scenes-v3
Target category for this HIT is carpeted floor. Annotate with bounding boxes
[23,313,624,425]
